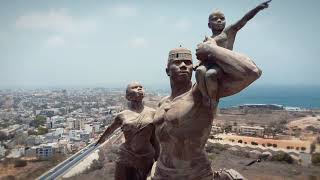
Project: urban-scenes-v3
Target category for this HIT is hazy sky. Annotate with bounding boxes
[1,0,319,88]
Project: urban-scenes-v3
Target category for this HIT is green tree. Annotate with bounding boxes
[0,131,9,141]
[37,127,48,135]
[311,143,316,153]
[13,159,27,167]
[251,141,258,145]
[27,130,37,135]
[223,125,232,133]
[272,152,293,164]
[273,144,277,148]
[30,115,46,128]
[312,153,320,165]
[306,126,318,133]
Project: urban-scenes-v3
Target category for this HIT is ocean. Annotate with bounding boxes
[218,85,320,109]
[151,85,320,109]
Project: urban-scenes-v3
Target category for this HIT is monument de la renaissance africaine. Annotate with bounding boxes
[97,1,271,180]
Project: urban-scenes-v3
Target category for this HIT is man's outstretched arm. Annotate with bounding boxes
[196,38,262,99]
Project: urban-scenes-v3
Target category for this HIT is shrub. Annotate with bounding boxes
[5,176,15,180]
[312,153,320,165]
[87,159,103,171]
[311,143,316,153]
[223,125,232,133]
[29,115,46,128]
[238,140,243,143]
[306,126,318,133]
[13,159,27,167]
[27,130,37,135]
[273,144,277,148]
[205,143,226,153]
[212,143,226,151]
[37,127,48,135]
[272,152,293,164]
[207,153,216,161]
[251,141,258,145]
[279,119,287,125]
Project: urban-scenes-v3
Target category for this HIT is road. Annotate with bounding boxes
[37,129,122,180]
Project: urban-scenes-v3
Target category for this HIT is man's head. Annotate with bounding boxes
[208,10,226,33]
[126,81,145,101]
[166,47,193,83]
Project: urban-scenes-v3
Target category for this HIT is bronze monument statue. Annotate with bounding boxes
[96,82,159,180]
[152,38,262,179]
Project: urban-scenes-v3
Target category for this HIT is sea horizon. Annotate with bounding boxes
[1,84,319,109]
[218,85,320,109]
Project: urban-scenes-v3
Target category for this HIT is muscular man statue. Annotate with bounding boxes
[96,82,159,180]
[196,0,270,104]
[152,39,261,179]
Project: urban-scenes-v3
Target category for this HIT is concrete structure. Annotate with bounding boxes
[67,118,83,130]
[0,145,6,158]
[45,133,60,143]
[239,126,264,137]
[211,125,223,134]
[214,168,246,180]
[54,128,64,137]
[69,130,80,139]
[37,108,60,117]
[47,116,65,128]
[7,147,25,158]
[284,106,305,112]
[80,132,90,143]
[84,124,93,134]
[212,134,311,154]
[0,124,23,136]
[25,147,37,158]
[300,152,312,167]
[36,145,54,159]
[92,122,101,133]
[239,104,283,110]
[25,135,45,146]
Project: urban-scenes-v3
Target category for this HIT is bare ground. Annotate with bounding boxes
[64,143,320,180]
[211,151,320,180]
[0,155,66,180]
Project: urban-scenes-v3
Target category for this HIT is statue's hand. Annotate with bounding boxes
[196,37,217,62]
[258,0,271,10]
